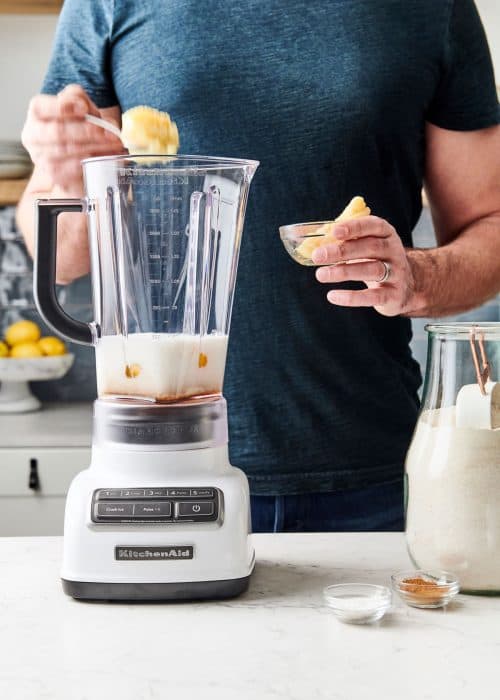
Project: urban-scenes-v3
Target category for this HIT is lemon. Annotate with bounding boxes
[5,320,41,347]
[10,342,43,359]
[0,341,8,358]
[38,336,67,356]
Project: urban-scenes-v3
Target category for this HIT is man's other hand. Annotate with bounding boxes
[312,216,416,317]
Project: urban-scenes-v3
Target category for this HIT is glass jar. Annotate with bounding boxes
[405,323,500,594]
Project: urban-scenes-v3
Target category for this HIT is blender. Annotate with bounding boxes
[33,154,259,600]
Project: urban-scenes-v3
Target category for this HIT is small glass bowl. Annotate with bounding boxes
[279,221,336,266]
[391,570,460,609]
[323,583,392,624]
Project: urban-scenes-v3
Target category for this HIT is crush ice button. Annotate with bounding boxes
[96,503,134,518]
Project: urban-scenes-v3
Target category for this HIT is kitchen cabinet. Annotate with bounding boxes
[0,402,92,535]
[0,0,62,13]
[0,447,90,535]
[0,179,28,206]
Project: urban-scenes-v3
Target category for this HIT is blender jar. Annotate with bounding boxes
[405,323,500,594]
[34,155,258,403]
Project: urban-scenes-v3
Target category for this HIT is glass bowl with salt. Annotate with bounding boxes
[323,583,392,624]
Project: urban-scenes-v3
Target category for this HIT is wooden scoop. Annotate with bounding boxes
[456,331,500,429]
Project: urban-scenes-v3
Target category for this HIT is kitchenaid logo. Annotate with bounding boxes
[115,546,194,561]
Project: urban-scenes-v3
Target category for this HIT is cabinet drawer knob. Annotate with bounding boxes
[29,459,40,491]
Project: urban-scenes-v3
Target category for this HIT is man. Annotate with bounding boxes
[18,0,500,532]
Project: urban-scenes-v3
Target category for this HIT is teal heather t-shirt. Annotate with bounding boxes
[42,1,499,495]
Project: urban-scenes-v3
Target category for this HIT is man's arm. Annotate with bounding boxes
[17,85,123,284]
[312,122,500,317]
[406,122,500,317]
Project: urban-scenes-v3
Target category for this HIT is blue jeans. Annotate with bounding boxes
[250,480,404,533]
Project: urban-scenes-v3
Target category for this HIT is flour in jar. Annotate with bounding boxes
[406,406,500,592]
[95,333,228,402]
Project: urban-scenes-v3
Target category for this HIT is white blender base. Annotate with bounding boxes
[61,445,255,602]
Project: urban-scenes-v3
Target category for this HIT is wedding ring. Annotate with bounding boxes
[377,261,391,283]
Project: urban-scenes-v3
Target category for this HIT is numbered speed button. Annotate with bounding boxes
[176,501,215,520]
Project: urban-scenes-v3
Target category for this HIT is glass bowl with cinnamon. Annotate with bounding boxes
[391,570,460,609]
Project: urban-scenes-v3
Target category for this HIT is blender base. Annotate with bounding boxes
[62,574,251,602]
[61,398,255,603]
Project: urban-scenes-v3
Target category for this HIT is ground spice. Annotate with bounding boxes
[125,363,141,378]
[198,352,208,368]
[401,576,450,603]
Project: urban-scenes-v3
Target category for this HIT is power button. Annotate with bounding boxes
[176,502,215,518]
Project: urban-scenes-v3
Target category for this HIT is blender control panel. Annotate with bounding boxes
[91,488,220,524]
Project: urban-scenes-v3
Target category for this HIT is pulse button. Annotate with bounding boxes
[177,501,215,518]
[133,502,171,518]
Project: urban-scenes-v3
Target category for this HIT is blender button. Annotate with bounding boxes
[97,490,122,500]
[167,488,190,498]
[133,502,172,518]
[96,503,134,518]
[145,489,168,498]
[121,489,146,498]
[176,502,215,518]
[189,489,214,498]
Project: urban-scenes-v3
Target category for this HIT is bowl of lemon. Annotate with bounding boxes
[0,320,74,413]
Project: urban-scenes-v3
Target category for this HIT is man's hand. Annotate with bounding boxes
[21,84,124,192]
[312,122,500,319]
[312,216,415,316]
[17,85,123,283]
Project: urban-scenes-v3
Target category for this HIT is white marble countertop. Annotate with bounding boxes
[1,533,499,700]
[0,401,92,447]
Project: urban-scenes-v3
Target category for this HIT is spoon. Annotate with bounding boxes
[85,107,179,155]
[85,113,127,146]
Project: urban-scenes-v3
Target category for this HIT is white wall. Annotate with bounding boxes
[0,3,498,142]
[477,0,500,83]
[0,15,58,140]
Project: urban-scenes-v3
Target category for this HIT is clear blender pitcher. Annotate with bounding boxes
[34,155,258,403]
[405,323,500,594]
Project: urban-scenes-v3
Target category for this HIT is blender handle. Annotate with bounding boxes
[34,199,94,346]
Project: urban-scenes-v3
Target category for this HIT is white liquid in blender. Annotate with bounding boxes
[95,333,228,402]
